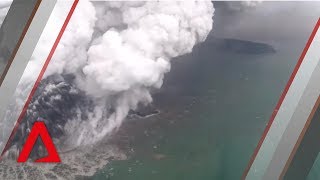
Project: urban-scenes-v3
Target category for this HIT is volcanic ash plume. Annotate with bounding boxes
[14,0,214,148]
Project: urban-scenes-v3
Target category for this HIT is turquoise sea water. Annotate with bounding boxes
[91,41,304,180]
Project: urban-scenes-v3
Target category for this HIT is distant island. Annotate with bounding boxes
[130,37,276,118]
[129,104,160,118]
[202,37,276,54]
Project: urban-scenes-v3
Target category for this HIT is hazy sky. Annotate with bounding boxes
[213,1,320,45]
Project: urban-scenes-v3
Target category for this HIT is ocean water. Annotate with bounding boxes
[90,40,304,180]
[308,154,320,180]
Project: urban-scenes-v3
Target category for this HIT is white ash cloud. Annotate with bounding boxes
[13,0,215,147]
[67,1,214,146]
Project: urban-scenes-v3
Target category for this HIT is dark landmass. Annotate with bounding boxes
[201,37,276,54]
[129,104,160,118]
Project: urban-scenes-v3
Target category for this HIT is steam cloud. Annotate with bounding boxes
[59,0,214,146]
[2,1,214,148]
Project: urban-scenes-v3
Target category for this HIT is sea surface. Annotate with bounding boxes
[90,39,305,180]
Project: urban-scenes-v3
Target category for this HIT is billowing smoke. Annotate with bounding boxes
[10,0,214,149]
